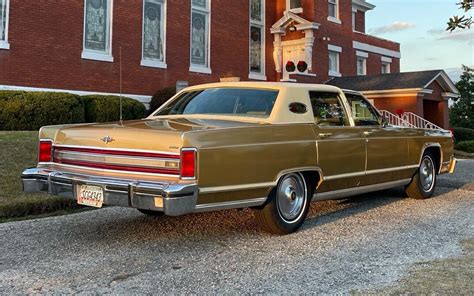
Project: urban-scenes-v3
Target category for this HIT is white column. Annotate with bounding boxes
[303,29,315,71]
[273,34,282,73]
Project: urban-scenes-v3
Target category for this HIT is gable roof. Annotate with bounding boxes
[270,11,320,34]
[326,70,459,94]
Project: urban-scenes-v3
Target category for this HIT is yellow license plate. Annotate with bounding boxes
[77,185,104,208]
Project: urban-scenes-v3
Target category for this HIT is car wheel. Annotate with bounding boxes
[405,152,437,200]
[253,172,312,235]
[137,209,165,217]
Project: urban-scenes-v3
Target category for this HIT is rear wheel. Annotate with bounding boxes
[253,172,312,235]
[405,152,437,199]
[137,209,165,217]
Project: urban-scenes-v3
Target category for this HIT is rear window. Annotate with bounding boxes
[154,88,279,118]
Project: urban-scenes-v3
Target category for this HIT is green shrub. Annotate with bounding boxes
[455,140,474,153]
[0,91,85,131]
[82,95,147,123]
[0,91,147,130]
[149,86,176,115]
[452,127,474,143]
[0,90,25,101]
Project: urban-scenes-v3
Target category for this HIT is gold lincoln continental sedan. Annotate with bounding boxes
[22,82,456,234]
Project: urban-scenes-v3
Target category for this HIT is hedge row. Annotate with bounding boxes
[455,140,474,154]
[0,91,146,131]
[451,127,474,143]
[148,86,176,115]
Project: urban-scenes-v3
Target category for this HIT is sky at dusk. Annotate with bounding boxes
[365,0,473,82]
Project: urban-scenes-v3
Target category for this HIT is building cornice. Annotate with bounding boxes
[353,41,401,58]
[352,0,376,12]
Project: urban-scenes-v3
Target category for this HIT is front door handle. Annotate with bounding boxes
[363,131,374,136]
[318,133,333,139]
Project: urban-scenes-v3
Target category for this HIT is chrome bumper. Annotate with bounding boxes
[21,168,198,216]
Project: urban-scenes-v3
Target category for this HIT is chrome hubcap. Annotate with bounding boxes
[277,173,307,222]
[420,157,435,191]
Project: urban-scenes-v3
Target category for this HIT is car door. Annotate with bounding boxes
[344,93,410,186]
[309,91,366,195]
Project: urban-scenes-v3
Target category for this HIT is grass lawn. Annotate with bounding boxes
[0,131,82,219]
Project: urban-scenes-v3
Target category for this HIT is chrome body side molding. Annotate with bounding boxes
[194,197,267,212]
[313,179,412,201]
[324,165,419,181]
[199,166,324,194]
[199,182,276,194]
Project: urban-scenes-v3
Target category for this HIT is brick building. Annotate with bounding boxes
[327,70,460,129]
[0,0,458,127]
[0,0,400,98]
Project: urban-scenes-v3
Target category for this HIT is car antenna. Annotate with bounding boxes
[119,46,123,125]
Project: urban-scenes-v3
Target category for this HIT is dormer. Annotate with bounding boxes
[352,0,375,33]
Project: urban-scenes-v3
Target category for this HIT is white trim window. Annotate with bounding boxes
[356,57,366,76]
[286,0,302,13]
[0,0,10,49]
[381,56,392,74]
[141,0,166,68]
[249,0,266,80]
[352,9,356,31]
[356,51,368,76]
[190,0,211,74]
[328,0,341,24]
[82,0,114,62]
[328,45,341,77]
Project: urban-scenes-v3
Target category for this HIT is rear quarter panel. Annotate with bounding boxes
[183,124,318,204]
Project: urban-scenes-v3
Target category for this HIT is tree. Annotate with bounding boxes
[450,65,474,128]
[447,0,473,31]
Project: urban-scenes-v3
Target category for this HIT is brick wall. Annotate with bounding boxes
[0,0,400,96]
[355,11,365,33]
[373,96,419,115]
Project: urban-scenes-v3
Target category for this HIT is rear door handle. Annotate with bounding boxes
[363,131,374,136]
[318,133,333,139]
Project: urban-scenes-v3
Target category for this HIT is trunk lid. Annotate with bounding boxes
[50,117,260,152]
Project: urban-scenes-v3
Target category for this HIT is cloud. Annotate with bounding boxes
[370,22,416,35]
[427,28,474,44]
[444,67,464,82]
[427,29,445,35]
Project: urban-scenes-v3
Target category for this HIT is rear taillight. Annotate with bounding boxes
[38,140,53,163]
[180,148,197,179]
[449,128,455,143]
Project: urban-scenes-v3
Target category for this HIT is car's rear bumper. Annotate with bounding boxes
[21,168,198,216]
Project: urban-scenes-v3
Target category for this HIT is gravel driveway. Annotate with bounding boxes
[1,160,473,294]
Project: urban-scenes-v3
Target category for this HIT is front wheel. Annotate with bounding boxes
[253,172,312,235]
[405,152,437,199]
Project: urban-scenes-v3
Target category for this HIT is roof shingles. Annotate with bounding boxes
[326,70,444,91]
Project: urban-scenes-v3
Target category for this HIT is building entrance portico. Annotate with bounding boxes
[270,11,319,81]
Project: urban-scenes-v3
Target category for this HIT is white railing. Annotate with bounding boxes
[379,110,444,130]
[401,112,444,130]
[379,110,415,128]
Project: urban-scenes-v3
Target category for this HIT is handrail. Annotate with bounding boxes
[379,110,415,127]
[402,112,443,130]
